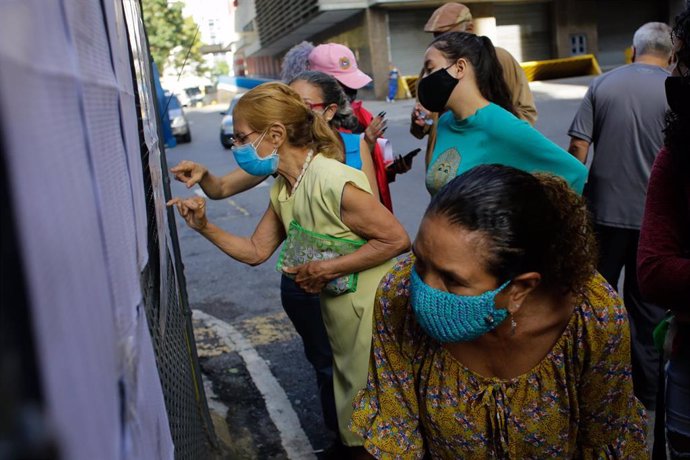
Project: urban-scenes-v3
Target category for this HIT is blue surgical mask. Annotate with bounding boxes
[231,130,279,176]
[410,266,511,343]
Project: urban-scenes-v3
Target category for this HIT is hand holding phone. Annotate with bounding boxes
[402,148,421,163]
[387,148,421,174]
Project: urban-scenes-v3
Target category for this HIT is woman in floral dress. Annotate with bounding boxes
[352,164,647,458]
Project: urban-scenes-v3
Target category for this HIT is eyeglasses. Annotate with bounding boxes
[306,101,328,111]
[232,130,257,145]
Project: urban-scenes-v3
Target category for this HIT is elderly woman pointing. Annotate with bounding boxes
[168,82,410,452]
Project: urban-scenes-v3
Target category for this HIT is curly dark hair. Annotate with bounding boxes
[426,164,597,294]
[673,6,690,73]
[664,4,690,167]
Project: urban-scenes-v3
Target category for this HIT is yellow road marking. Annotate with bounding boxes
[192,310,316,459]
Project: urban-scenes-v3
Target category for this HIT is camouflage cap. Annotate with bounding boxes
[424,3,473,33]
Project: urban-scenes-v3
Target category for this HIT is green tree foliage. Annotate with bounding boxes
[142,0,204,74]
[211,60,230,77]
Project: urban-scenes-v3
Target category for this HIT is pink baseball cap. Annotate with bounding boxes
[308,43,372,90]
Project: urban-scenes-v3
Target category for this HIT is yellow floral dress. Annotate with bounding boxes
[351,254,648,459]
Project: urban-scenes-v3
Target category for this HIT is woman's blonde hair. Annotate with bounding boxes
[234,82,343,160]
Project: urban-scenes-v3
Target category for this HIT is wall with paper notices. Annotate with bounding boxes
[0,1,215,458]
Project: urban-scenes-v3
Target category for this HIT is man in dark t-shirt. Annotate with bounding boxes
[568,21,673,414]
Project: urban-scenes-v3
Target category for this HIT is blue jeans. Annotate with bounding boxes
[387,80,398,101]
[667,350,690,458]
[280,275,338,432]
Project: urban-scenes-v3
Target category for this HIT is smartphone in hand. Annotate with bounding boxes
[402,148,422,162]
[386,148,422,171]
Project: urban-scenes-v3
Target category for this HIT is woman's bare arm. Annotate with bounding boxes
[169,197,285,266]
[358,138,380,202]
[170,160,267,199]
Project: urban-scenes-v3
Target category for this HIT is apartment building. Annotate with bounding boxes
[234,0,684,98]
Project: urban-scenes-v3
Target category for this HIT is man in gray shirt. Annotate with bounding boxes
[568,22,672,412]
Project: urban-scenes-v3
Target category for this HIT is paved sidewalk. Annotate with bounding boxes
[360,98,416,122]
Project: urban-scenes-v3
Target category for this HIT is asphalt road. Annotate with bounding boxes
[166,77,593,458]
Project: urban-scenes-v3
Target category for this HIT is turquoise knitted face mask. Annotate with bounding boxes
[410,266,511,343]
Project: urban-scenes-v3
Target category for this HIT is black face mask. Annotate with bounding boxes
[417,65,459,113]
[665,76,690,116]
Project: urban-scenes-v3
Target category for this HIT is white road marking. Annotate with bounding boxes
[192,187,250,216]
[226,198,250,216]
[192,310,316,460]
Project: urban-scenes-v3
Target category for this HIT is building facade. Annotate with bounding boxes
[234,0,684,98]
[180,0,238,73]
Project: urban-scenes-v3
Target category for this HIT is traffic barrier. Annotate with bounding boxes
[395,75,413,100]
[403,75,420,99]
[520,54,602,82]
[397,54,602,101]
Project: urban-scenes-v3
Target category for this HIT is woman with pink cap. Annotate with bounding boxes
[280,41,376,130]
[308,43,373,103]
[308,43,401,212]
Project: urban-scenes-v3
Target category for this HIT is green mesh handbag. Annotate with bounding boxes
[276,220,366,295]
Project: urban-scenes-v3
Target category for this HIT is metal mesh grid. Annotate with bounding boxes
[141,253,213,459]
[121,0,217,453]
[138,117,216,459]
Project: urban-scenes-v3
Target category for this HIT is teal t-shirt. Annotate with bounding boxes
[426,103,587,196]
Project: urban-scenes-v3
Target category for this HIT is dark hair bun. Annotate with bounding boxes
[427,164,597,293]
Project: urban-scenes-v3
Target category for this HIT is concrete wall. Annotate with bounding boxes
[552,0,598,59]
[388,8,437,76]
[366,8,392,99]
[553,0,680,68]
[669,0,685,23]
[596,0,667,68]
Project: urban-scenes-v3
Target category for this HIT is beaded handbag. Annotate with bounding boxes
[276,220,366,295]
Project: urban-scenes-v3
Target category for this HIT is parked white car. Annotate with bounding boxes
[165,92,191,143]
[219,93,244,149]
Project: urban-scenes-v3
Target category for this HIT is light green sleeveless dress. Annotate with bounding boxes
[270,154,394,446]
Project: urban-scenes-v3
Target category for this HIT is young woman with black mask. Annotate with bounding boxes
[416,32,587,197]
